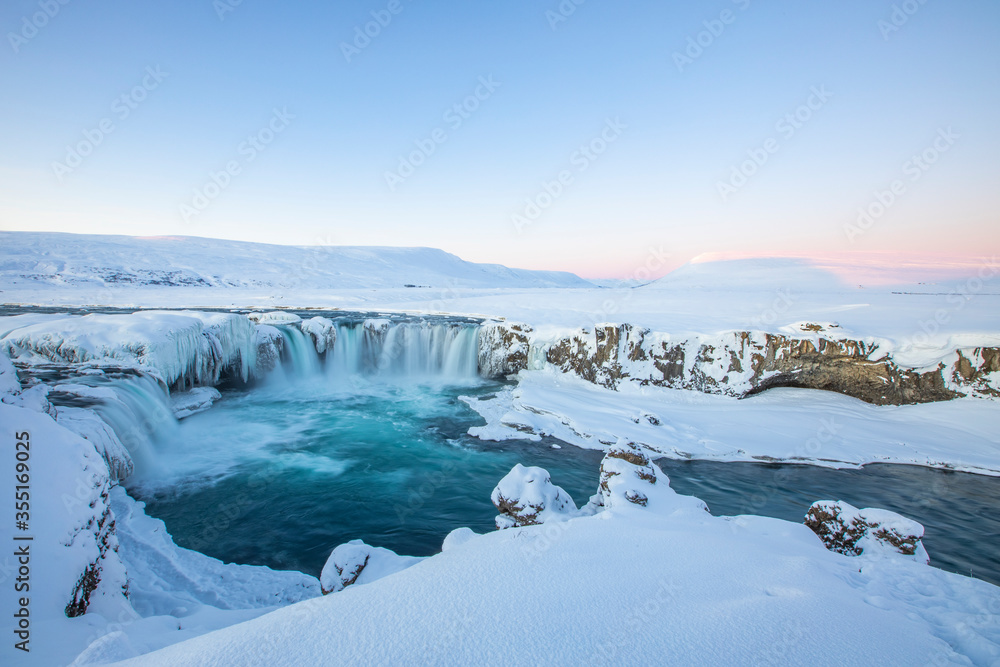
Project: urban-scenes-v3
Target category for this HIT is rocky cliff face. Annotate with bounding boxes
[477,322,533,378]
[478,321,1000,406]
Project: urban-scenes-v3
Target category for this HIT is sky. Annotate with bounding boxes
[1,0,998,279]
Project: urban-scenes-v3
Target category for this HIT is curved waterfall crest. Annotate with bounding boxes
[273,318,480,380]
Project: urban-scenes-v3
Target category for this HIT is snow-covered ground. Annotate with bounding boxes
[464,367,1000,475]
[105,466,1000,666]
[1,233,998,665]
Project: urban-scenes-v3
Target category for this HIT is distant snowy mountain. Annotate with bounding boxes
[0,232,594,291]
[642,257,852,292]
[644,254,999,293]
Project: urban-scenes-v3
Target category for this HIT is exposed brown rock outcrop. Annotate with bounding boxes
[478,322,999,406]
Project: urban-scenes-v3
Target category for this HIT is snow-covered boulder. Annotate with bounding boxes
[491,463,578,529]
[300,317,337,355]
[319,539,421,595]
[804,500,929,563]
[254,324,284,375]
[170,386,222,419]
[598,440,659,508]
[596,440,709,515]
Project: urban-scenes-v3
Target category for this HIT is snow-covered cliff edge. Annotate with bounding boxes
[478,321,1000,405]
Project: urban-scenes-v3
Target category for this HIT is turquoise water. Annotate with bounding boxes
[128,374,1000,586]
[130,376,603,576]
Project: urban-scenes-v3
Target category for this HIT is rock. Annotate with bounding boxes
[478,321,533,378]
[320,540,370,594]
[518,322,1000,405]
[598,440,658,509]
[803,500,867,556]
[804,500,928,562]
[254,325,284,375]
[300,317,337,355]
[952,348,1000,399]
[491,463,578,528]
[320,539,420,595]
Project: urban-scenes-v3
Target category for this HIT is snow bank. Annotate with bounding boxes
[63,488,319,667]
[441,527,479,552]
[463,367,1000,474]
[0,402,129,664]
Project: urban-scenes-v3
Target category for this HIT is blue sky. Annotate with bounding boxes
[1,0,998,277]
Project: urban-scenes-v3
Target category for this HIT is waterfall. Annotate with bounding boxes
[275,325,322,377]
[94,374,177,467]
[326,320,478,379]
[49,372,178,476]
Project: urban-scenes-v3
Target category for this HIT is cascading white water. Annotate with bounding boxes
[274,325,322,377]
[323,320,479,379]
[53,372,178,475]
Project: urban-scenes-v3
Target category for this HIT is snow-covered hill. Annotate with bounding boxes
[0,232,594,292]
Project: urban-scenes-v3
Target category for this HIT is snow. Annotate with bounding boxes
[463,367,1000,475]
[298,316,336,354]
[109,488,319,615]
[56,405,135,481]
[805,500,930,563]
[0,231,593,292]
[0,235,997,665]
[245,312,302,324]
[169,387,222,420]
[440,527,479,552]
[319,540,420,595]
[0,401,128,666]
[491,463,579,528]
[112,468,1000,666]
[0,311,256,387]
[0,348,20,396]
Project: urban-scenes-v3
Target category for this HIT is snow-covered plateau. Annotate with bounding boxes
[0,232,998,665]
